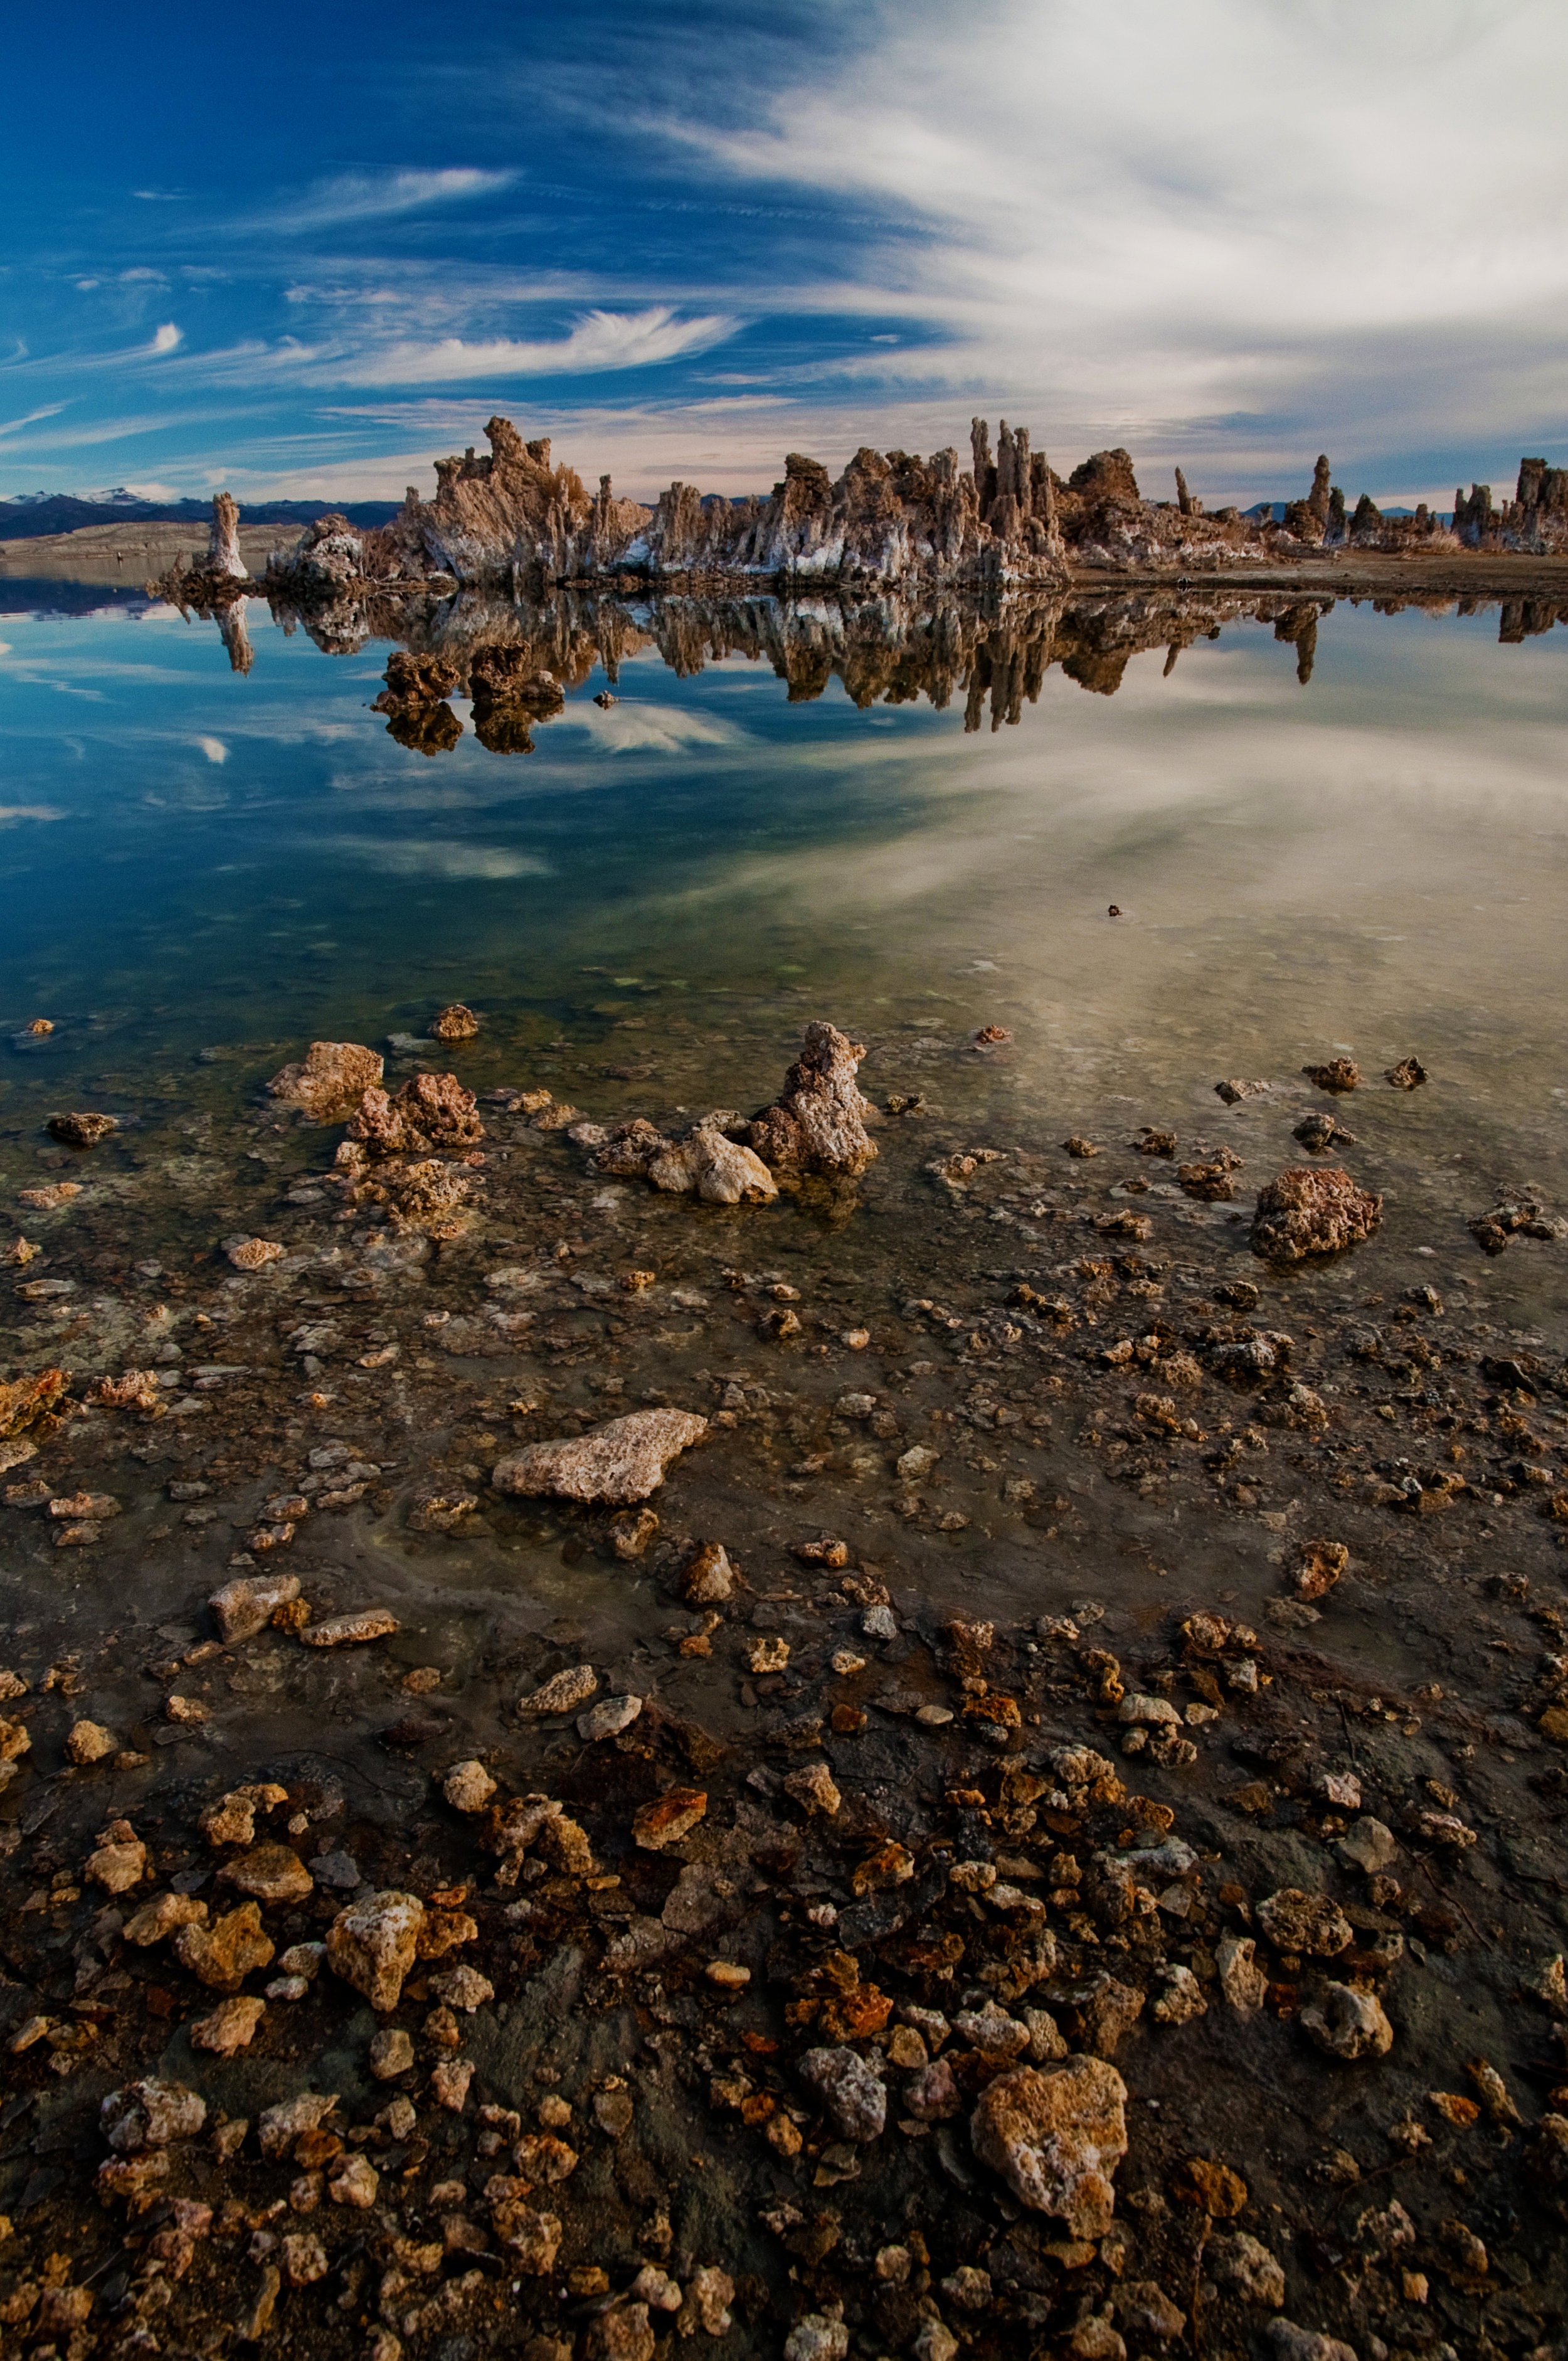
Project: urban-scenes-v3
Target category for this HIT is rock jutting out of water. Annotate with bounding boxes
[253,427,1568,601]
[751,1020,879,1177]
[1251,1165,1384,1263]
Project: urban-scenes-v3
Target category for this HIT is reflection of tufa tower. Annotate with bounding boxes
[206,491,247,580]
[217,602,254,676]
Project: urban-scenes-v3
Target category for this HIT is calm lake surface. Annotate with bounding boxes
[1,586,1562,1268]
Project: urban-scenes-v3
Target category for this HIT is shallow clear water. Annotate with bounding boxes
[0,587,1564,1270]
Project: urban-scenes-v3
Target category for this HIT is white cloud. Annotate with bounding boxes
[315,836,551,879]
[0,405,66,440]
[151,323,182,354]
[197,736,228,764]
[563,701,749,755]
[322,305,739,386]
[257,168,514,231]
[665,0,1568,490]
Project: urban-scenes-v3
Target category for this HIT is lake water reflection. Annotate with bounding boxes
[0,584,1563,1273]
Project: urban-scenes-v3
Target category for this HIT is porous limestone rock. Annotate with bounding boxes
[48,1112,118,1148]
[519,1665,598,1717]
[300,1607,399,1648]
[751,1021,878,1175]
[783,1761,842,1817]
[190,1995,267,2056]
[103,2079,207,2153]
[1266,2322,1360,2361]
[594,1114,777,1203]
[224,1236,285,1271]
[267,1041,384,1120]
[1256,1889,1353,1958]
[197,490,246,580]
[66,1719,116,1764]
[1337,1817,1397,1874]
[1216,1936,1268,2012]
[970,2056,1128,2235]
[493,1408,709,1505]
[1209,2232,1287,2307]
[443,1759,496,1812]
[578,1694,644,1742]
[1252,1166,1382,1263]
[798,2045,887,2141]
[209,1571,300,1643]
[326,1887,474,2012]
[1293,1539,1348,1601]
[85,1823,146,1893]
[219,1843,314,1905]
[174,1902,275,1992]
[632,1788,707,1850]
[370,2027,415,2079]
[1300,1983,1394,2060]
[123,1892,208,1947]
[326,1889,426,2012]
[347,1070,482,1155]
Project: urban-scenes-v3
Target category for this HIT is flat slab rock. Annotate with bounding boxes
[300,1608,399,1648]
[492,1408,709,1505]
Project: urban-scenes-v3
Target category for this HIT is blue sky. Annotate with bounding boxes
[4,0,1567,512]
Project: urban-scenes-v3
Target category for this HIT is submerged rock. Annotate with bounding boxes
[1251,1166,1382,1263]
[493,1408,709,1505]
[47,1112,117,1149]
[751,1021,878,1176]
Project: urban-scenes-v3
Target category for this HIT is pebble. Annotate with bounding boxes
[798,2047,886,2141]
[578,1693,644,1742]
[519,1664,598,1716]
[1300,1983,1395,2060]
[189,1995,266,2055]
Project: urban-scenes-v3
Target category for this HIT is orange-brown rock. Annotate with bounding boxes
[174,1902,275,1991]
[347,1071,482,1156]
[1251,1166,1382,1263]
[970,2057,1128,2234]
[267,1041,384,1120]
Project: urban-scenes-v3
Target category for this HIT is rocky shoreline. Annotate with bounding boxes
[1,1014,1566,2360]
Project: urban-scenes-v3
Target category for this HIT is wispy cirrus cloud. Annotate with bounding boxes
[252,167,516,233]
[0,403,65,439]
[305,305,740,386]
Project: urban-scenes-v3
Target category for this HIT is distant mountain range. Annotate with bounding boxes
[0,490,402,540]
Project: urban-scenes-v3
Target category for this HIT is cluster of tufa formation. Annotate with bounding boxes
[262,420,1568,601]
